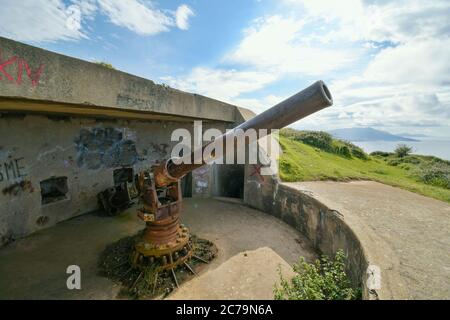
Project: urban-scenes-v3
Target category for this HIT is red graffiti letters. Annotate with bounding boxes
[250,164,265,182]
[0,55,17,82]
[0,50,44,87]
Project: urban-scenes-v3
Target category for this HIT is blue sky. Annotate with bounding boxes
[1,0,450,138]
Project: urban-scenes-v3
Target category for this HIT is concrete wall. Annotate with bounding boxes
[0,112,228,246]
[244,171,378,300]
[0,36,253,246]
[0,36,244,123]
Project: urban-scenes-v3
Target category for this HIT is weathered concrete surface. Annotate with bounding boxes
[0,36,257,246]
[244,174,375,299]
[0,198,316,299]
[0,36,249,123]
[168,247,295,300]
[286,181,450,300]
[0,114,228,246]
[182,198,317,267]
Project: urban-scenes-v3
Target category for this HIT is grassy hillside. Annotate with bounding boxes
[278,129,450,203]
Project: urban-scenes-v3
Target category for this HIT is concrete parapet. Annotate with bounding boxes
[244,174,386,300]
[0,36,249,124]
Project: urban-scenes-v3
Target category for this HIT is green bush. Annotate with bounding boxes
[280,129,333,150]
[280,128,299,139]
[401,156,421,165]
[280,129,368,159]
[293,131,334,151]
[274,250,360,300]
[371,151,390,157]
[334,145,351,158]
[348,144,368,160]
[417,162,450,189]
[387,159,401,166]
[394,144,413,158]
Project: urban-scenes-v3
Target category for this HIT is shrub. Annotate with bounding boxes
[280,128,299,139]
[401,156,421,165]
[417,162,450,189]
[274,250,360,300]
[294,131,334,151]
[280,129,332,150]
[394,144,413,158]
[280,129,368,159]
[334,145,351,158]
[348,144,368,160]
[387,159,401,166]
[371,151,390,157]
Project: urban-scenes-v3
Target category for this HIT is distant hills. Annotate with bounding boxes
[329,127,418,142]
[397,132,428,138]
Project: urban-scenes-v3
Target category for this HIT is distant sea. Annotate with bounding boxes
[352,140,450,161]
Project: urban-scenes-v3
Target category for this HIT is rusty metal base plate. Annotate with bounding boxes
[131,225,193,271]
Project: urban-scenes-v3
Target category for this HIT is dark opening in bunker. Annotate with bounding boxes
[213,164,244,199]
[181,172,192,198]
[113,167,134,185]
[40,177,68,205]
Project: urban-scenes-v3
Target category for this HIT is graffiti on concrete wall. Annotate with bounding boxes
[0,50,45,87]
[0,156,26,182]
[150,142,169,157]
[2,180,34,196]
[193,166,209,194]
[74,127,138,170]
[0,151,31,196]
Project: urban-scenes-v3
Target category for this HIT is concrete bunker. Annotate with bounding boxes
[213,164,245,198]
[0,36,374,300]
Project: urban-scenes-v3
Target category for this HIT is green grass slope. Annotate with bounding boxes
[278,130,450,204]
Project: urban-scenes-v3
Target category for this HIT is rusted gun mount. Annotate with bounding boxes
[130,81,333,272]
[130,169,192,271]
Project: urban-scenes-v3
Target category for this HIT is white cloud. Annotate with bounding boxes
[226,15,358,76]
[363,40,450,87]
[72,0,98,18]
[175,5,194,30]
[162,67,288,114]
[164,13,360,114]
[276,0,450,135]
[286,0,450,44]
[161,67,277,103]
[0,0,89,42]
[97,0,173,35]
[286,0,364,23]
[232,95,286,114]
[0,0,197,42]
[321,38,450,130]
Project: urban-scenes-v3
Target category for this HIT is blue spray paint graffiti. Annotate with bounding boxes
[74,127,138,169]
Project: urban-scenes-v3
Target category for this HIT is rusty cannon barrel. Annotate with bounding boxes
[132,80,333,273]
[155,80,333,186]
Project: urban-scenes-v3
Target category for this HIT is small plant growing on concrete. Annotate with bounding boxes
[95,61,115,69]
[274,250,360,300]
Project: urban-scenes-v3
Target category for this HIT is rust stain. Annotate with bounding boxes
[2,180,34,196]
